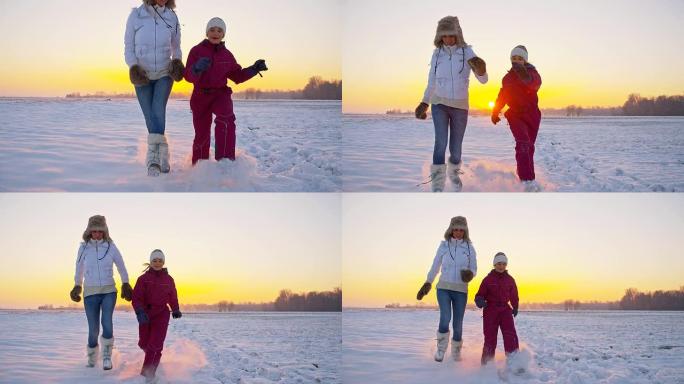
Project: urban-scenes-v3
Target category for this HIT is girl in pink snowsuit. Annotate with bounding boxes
[474,252,519,365]
[491,45,543,192]
[132,249,182,381]
[183,17,267,164]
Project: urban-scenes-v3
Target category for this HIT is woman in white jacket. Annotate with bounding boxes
[415,16,488,192]
[416,216,477,362]
[124,0,184,176]
[69,215,132,370]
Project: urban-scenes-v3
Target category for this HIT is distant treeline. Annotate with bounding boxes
[183,288,342,312]
[528,287,684,311]
[619,287,684,310]
[274,288,342,311]
[622,94,684,116]
[549,94,684,117]
[236,77,342,100]
[66,76,341,101]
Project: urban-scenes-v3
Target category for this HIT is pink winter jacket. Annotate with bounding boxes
[183,39,256,90]
[493,63,542,116]
[132,268,180,317]
[475,270,519,310]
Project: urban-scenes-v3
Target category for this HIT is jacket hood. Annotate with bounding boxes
[82,215,112,243]
[489,269,510,277]
[434,16,467,48]
[200,39,227,50]
[146,267,169,276]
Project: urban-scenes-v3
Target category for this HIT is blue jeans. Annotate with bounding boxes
[437,288,467,341]
[135,76,173,134]
[84,292,117,348]
[431,104,468,165]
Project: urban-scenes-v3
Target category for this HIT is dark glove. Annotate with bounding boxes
[416,282,431,300]
[491,113,501,125]
[70,285,82,302]
[512,62,531,82]
[415,102,429,120]
[192,57,212,75]
[129,64,150,86]
[168,58,185,82]
[135,308,149,325]
[460,269,474,283]
[475,296,487,309]
[512,307,518,317]
[467,57,487,76]
[251,59,268,73]
[172,310,182,319]
[121,282,133,302]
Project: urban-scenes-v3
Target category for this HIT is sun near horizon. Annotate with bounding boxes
[0,194,342,309]
[0,0,341,98]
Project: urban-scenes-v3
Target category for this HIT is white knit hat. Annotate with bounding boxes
[493,252,508,265]
[510,45,528,62]
[150,249,165,262]
[206,17,226,34]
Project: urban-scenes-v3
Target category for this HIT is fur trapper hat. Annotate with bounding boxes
[493,252,508,265]
[82,215,112,242]
[511,45,528,62]
[434,16,467,48]
[206,17,226,34]
[444,216,470,241]
[150,249,165,262]
[142,0,176,9]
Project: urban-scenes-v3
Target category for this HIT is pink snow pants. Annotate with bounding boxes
[190,88,236,164]
[138,310,170,376]
[506,108,541,181]
[481,305,519,364]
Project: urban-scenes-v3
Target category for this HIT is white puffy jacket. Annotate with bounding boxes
[74,239,129,288]
[426,238,478,292]
[124,4,182,80]
[422,45,488,110]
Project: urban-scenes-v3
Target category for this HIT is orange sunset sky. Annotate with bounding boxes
[343,0,684,113]
[0,0,341,97]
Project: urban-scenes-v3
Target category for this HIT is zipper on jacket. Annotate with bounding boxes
[154,12,157,73]
[96,242,102,286]
[450,49,455,99]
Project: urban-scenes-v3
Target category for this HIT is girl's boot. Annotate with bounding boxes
[101,337,114,370]
[159,135,170,173]
[86,345,98,367]
[451,340,463,361]
[434,330,450,362]
[430,164,447,192]
[447,161,463,191]
[146,134,163,176]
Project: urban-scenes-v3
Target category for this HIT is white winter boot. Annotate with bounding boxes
[158,135,170,173]
[86,345,98,367]
[451,339,463,361]
[430,164,447,193]
[447,161,463,191]
[101,336,114,370]
[522,180,541,192]
[146,133,163,176]
[434,331,450,362]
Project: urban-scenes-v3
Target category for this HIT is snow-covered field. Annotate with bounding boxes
[342,115,684,192]
[0,99,341,192]
[0,310,340,384]
[342,309,684,384]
